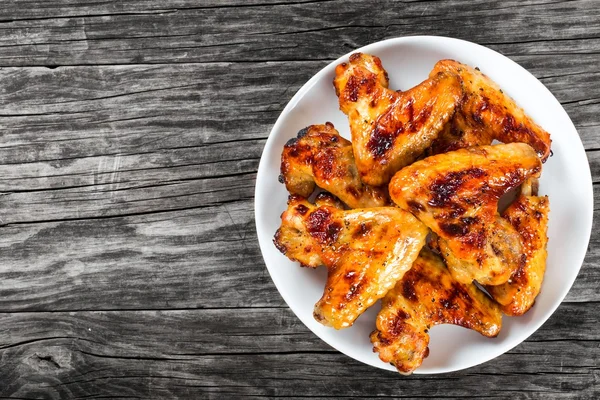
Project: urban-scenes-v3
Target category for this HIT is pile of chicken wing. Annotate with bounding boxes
[273,53,551,374]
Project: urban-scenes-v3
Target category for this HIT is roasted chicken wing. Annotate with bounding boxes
[279,123,389,208]
[428,60,552,161]
[371,248,502,374]
[389,143,542,285]
[274,194,428,329]
[486,179,550,316]
[334,53,463,186]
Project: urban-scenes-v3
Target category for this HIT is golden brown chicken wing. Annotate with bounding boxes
[389,143,542,286]
[486,179,550,316]
[279,123,389,208]
[428,60,552,161]
[334,53,463,186]
[371,248,502,374]
[273,194,428,329]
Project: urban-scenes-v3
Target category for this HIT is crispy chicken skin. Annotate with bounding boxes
[429,60,552,161]
[273,194,428,329]
[334,53,463,186]
[389,143,542,286]
[371,248,502,374]
[279,123,389,208]
[487,179,550,316]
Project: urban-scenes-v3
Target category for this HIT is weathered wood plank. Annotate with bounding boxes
[0,304,597,398]
[0,304,596,357]
[0,0,599,67]
[0,63,311,165]
[1,0,324,20]
[0,169,258,224]
[10,349,596,399]
[0,200,284,311]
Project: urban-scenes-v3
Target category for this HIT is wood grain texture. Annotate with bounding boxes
[0,0,598,398]
[0,304,598,399]
[1,0,600,67]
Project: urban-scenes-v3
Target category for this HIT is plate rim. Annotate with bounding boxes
[254,35,594,374]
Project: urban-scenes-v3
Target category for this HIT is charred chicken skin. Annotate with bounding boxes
[389,143,542,286]
[280,123,389,208]
[334,53,463,186]
[273,194,428,329]
[429,60,552,161]
[486,179,550,316]
[371,248,502,374]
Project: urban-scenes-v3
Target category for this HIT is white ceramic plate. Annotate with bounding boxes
[254,36,593,374]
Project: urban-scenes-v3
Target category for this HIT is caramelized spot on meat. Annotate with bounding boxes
[295,204,309,215]
[346,75,360,102]
[408,105,433,133]
[439,222,469,237]
[407,200,425,213]
[349,53,362,62]
[402,279,418,302]
[315,149,336,179]
[273,229,287,253]
[439,217,479,238]
[307,208,342,244]
[297,127,309,138]
[472,111,484,126]
[353,222,372,239]
[440,298,454,309]
[389,311,410,336]
[285,137,298,147]
[367,124,403,159]
[428,168,487,207]
[462,230,486,248]
[502,115,516,134]
[344,280,365,302]
[480,96,490,112]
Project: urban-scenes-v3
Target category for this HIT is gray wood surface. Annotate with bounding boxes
[0,0,598,398]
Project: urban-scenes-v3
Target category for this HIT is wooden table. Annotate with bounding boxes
[0,1,598,398]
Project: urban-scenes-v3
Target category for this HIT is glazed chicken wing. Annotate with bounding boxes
[371,248,502,374]
[389,143,542,285]
[274,194,428,329]
[334,53,463,186]
[486,179,550,316]
[429,60,552,160]
[280,123,389,208]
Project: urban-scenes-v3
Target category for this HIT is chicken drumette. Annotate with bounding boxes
[280,123,389,208]
[371,248,502,374]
